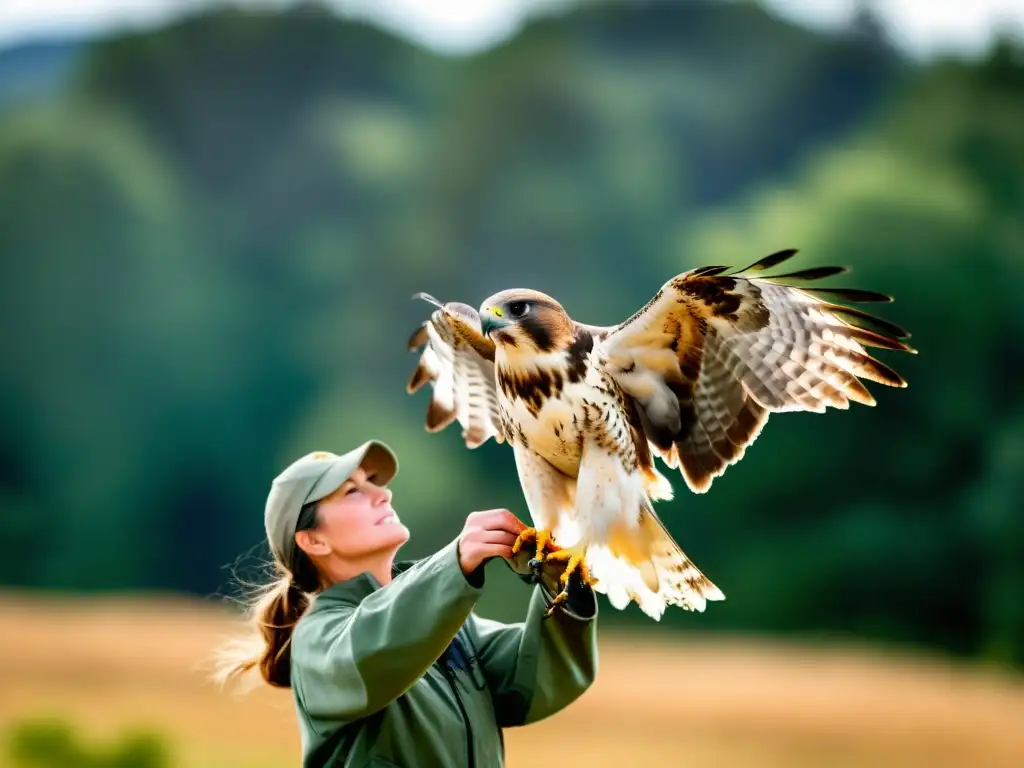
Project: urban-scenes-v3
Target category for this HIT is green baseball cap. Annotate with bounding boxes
[264,440,398,568]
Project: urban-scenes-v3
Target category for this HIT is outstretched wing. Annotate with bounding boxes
[598,249,915,493]
[406,295,505,449]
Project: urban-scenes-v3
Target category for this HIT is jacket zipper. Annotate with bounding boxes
[441,661,475,768]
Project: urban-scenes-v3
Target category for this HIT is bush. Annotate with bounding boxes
[7,717,171,768]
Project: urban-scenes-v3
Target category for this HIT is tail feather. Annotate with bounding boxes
[589,499,723,620]
[575,446,721,620]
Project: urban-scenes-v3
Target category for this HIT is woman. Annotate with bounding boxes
[215,440,598,767]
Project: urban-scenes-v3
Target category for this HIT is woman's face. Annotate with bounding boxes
[298,465,409,565]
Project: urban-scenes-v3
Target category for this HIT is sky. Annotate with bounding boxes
[1,0,1022,59]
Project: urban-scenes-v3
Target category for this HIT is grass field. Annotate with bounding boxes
[2,591,1023,767]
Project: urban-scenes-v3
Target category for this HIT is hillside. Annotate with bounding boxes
[2,0,1024,674]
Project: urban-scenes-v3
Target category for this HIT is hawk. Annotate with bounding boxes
[405,249,914,619]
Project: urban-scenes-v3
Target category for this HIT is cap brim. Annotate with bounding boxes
[306,440,398,504]
[359,441,398,486]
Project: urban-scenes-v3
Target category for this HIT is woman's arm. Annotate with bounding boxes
[470,571,598,727]
[291,509,524,724]
[293,537,481,723]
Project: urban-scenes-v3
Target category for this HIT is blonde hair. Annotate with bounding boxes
[213,501,321,690]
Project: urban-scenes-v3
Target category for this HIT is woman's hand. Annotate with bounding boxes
[457,508,527,575]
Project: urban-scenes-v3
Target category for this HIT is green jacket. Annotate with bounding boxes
[289,538,599,767]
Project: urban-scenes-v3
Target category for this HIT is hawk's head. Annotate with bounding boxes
[479,289,574,356]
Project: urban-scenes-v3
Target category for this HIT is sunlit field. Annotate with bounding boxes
[2,591,1022,767]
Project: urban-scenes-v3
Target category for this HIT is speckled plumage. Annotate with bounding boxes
[406,250,914,619]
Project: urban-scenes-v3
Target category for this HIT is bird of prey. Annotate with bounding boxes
[405,249,914,619]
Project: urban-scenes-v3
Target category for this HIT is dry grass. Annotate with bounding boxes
[1,591,1023,767]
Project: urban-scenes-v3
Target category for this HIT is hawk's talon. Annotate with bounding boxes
[540,549,597,588]
[544,588,569,619]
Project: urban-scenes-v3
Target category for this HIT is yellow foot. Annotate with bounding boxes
[542,549,599,618]
[511,527,557,563]
[543,549,596,587]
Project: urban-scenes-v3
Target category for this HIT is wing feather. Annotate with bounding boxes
[406,301,504,448]
[598,249,914,493]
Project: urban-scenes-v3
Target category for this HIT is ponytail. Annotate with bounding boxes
[213,502,322,690]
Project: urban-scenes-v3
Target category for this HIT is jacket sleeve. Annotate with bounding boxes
[291,537,482,723]
[470,576,598,727]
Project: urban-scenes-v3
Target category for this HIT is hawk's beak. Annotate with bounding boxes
[480,307,509,337]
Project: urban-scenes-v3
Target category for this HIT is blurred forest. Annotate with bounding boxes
[1,0,1022,668]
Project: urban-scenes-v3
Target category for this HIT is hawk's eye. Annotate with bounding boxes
[508,301,529,318]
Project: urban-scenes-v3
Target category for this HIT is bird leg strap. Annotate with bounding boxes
[511,527,559,577]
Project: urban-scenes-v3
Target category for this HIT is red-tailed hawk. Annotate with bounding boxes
[405,250,914,619]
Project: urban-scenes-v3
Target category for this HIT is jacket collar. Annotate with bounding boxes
[308,558,418,610]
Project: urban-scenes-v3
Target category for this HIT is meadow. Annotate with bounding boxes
[3,591,1022,767]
